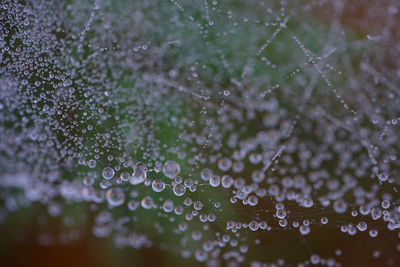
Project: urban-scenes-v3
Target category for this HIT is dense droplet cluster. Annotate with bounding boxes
[1,0,400,266]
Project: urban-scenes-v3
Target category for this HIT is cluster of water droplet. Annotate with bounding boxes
[1,0,400,266]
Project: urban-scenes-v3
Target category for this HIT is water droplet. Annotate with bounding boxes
[141,196,154,209]
[209,176,220,187]
[88,159,96,168]
[173,184,186,196]
[152,180,165,192]
[105,188,125,207]
[102,167,115,180]
[163,161,180,179]
[119,171,130,182]
[221,175,234,188]
[200,168,213,181]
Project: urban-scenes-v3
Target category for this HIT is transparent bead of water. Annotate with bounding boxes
[184,178,193,188]
[378,172,388,182]
[357,221,367,231]
[194,201,203,210]
[163,160,181,179]
[247,195,258,206]
[195,249,208,262]
[88,159,96,168]
[163,200,174,213]
[152,180,166,192]
[382,200,390,209]
[102,167,115,180]
[200,168,213,181]
[276,210,286,219]
[173,184,186,196]
[249,221,259,231]
[184,197,193,206]
[209,176,220,187]
[130,171,146,185]
[119,171,130,182]
[221,175,234,188]
[252,169,265,183]
[134,162,147,173]
[141,196,154,209]
[279,219,287,227]
[369,229,378,238]
[105,188,125,207]
[127,200,139,211]
[217,157,232,171]
[299,225,310,235]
